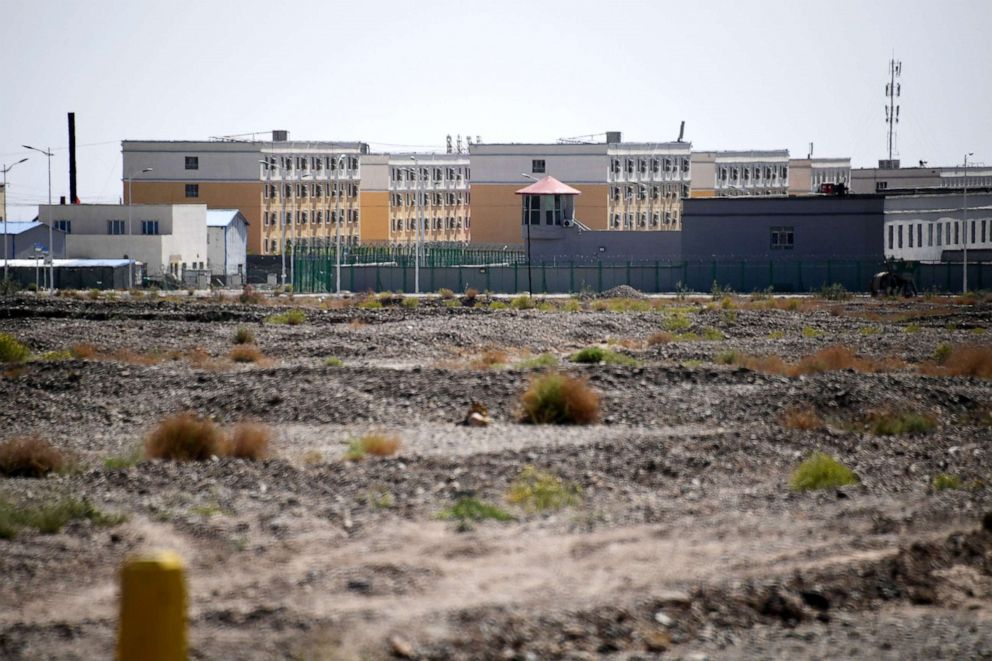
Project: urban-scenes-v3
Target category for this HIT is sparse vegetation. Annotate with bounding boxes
[932,473,963,491]
[663,314,692,332]
[510,295,536,310]
[489,301,508,310]
[931,344,992,378]
[238,284,264,304]
[819,283,851,301]
[0,333,31,363]
[345,433,401,460]
[103,446,143,470]
[265,309,306,325]
[437,288,455,300]
[701,327,725,341]
[358,298,384,309]
[229,344,263,363]
[519,372,600,425]
[0,436,65,477]
[145,412,224,461]
[506,465,582,512]
[70,343,98,359]
[801,326,823,338]
[225,423,271,460]
[868,410,936,436]
[790,452,858,491]
[781,406,822,430]
[471,347,509,369]
[233,326,255,344]
[563,299,582,312]
[401,296,419,309]
[647,331,674,345]
[324,356,344,367]
[462,287,479,305]
[570,346,638,366]
[0,497,124,539]
[515,353,559,370]
[37,350,73,361]
[439,497,515,524]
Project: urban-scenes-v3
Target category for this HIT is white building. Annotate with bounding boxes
[691,150,790,197]
[882,192,992,262]
[206,209,249,284]
[38,203,208,279]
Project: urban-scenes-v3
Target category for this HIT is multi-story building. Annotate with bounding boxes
[851,161,992,194]
[689,150,790,198]
[788,158,851,195]
[123,132,366,255]
[469,133,691,245]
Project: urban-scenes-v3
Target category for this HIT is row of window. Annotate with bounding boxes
[263,235,360,253]
[390,166,469,183]
[610,156,690,176]
[888,219,992,250]
[609,211,680,229]
[263,182,359,199]
[261,155,360,173]
[391,217,470,232]
[391,192,469,207]
[610,184,688,202]
[263,209,359,226]
[106,220,160,235]
[719,165,788,184]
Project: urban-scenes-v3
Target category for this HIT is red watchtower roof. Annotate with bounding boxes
[514,176,582,196]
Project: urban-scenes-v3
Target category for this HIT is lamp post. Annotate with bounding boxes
[2,158,28,282]
[127,167,153,287]
[332,154,346,293]
[520,173,539,294]
[409,156,422,294]
[963,152,974,293]
[23,145,53,292]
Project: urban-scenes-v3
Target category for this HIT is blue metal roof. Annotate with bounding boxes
[0,221,44,235]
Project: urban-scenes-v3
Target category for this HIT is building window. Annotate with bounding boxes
[771,226,794,250]
[971,220,976,244]
[108,220,126,235]
[983,220,987,244]
[917,223,922,248]
[876,181,888,192]
[928,223,934,246]
[954,222,959,245]
[185,184,199,198]
[897,224,903,249]
[936,223,942,246]
[141,220,159,235]
[54,220,71,233]
[185,156,199,170]
[908,224,914,248]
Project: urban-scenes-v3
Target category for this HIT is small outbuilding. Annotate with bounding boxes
[206,209,248,286]
[1,221,66,260]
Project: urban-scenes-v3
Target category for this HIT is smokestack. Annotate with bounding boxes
[68,112,79,204]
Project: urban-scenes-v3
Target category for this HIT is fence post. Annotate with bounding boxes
[350,264,355,292]
[514,263,518,293]
[856,261,862,291]
[655,261,660,293]
[682,261,688,289]
[570,261,575,293]
[626,260,632,287]
[597,261,603,292]
[117,551,187,661]
[826,259,832,287]
[768,260,774,291]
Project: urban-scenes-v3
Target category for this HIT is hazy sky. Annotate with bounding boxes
[1,0,989,219]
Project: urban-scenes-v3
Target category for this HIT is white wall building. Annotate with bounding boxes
[882,192,992,262]
[206,209,248,283]
[38,203,208,278]
[691,150,790,197]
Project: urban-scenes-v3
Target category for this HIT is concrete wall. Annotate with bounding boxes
[850,166,943,194]
[123,141,264,183]
[682,196,886,260]
[530,226,682,263]
[470,143,609,184]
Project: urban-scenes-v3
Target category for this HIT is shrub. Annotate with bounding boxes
[87,288,101,300]
[701,327,725,341]
[346,433,401,460]
[940,344,992,378]
[0,333,30,363]
[439,497,515,523]
[570,346,638,366]
[266,309,306,325]
[229,345,263,363]
[663,315,691,332]
[0,436,65,477]
[226,423,271,460]
[0,497,124,539]
[232,326,255,345]
[868,410,936,436]
[463,287,479,304]
[782,406,822,430]
[506,465,582,512]
[802,326,823,338]
[70,343,98,359]
[401,297,419,309]
[510,295,536,310]
[934,343,953,364]
[471,347,508,369]
[145,412,224,461]
[715,350,737,365]
[357,298,383,309]
[768,330,786,340]
[324,356,344,367]
[515,353,559,370]
[489,301,508,310]
[519,372,600,425]
[790,453,858,491]
[37,350,73,361]
[104,446,143,470]
[442,298,460,308]
[820,283,851,301]
[647,331,674,345]
[437,287,455,300]
[932,473,962,491]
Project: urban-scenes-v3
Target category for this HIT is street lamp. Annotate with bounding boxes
[1,157,28,282]
[963,152,974,293]
[520,173,539,294]
[331,154,346,293]
[23,145,53,292]
[127,167,153,287]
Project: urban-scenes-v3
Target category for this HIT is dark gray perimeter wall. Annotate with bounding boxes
[529,228,682,264]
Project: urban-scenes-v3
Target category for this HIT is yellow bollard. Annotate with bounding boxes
[117,550,188,661]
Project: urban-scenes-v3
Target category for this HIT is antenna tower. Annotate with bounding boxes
[884,57,902,161]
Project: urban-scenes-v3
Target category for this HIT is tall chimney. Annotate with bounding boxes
[68,112,78,203]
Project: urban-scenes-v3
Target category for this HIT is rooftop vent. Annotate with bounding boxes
[272,130,289,142]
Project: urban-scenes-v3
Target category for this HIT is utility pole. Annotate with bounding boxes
[1,158,28,282]
[884,58,902,162]
[23,145,54,291]
[963,152,973,293]
[334,154,344,294]
[127,167,153,287]
[410,156,420,294]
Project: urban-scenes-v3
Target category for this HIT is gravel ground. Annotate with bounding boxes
[1,292,992,659]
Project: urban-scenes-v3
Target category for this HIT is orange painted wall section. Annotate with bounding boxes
[470,183,609,244]
[129,182,264,253]
[359,191,390,242]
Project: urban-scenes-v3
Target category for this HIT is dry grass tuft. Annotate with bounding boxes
[936,344,992,378]
[470,347,509,369]
[647,331,675,346]
[0,333,31,363]
[781,406,823,431]
[0,436,65,477]
[730,345,904,377]
[346,433,401,460]
[145,412,224,461]
[519,372,600,425]
[69,343,98,359]
[225,423,271,460]
[229,345,263,363]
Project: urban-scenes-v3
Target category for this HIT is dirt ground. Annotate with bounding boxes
[2,291,992,660]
